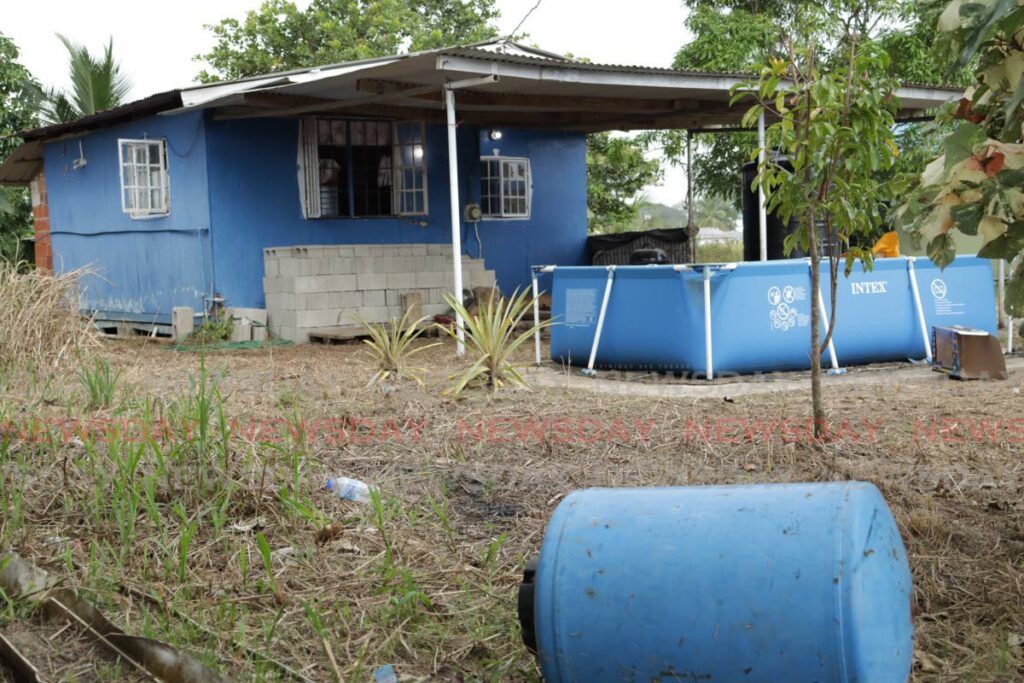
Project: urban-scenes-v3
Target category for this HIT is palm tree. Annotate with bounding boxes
[43,35,131,124]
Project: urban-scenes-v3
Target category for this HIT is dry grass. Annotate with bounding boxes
[0,264,96,376]
[0,340,1021,681]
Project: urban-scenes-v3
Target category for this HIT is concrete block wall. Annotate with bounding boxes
[263,244,496,342]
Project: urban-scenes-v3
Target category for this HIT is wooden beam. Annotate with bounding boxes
[355,78,711,114]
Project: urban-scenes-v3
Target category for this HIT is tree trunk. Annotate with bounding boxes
[807,212,826,440]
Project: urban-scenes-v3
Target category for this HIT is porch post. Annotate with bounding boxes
[444,85,466,355]
[757,109,768,262]
[686,130,695,262]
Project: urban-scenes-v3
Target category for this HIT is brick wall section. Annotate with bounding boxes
[29,172,52,271]
[264,243,496,342]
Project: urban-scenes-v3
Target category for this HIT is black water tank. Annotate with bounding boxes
[628,248,670,265]
[742,159,833,260]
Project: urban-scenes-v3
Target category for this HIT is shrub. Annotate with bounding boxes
[0,262,96,376]
[359,307,438,387]
[184,311,234,346]
[442,290,552,396]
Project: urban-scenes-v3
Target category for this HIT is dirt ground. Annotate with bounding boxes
[1,338,1022,681]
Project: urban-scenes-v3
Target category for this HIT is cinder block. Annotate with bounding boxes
[264,260,279,277]
[415,271,444,288]
[354,245,370,256]
[336,246,355,258]
[328,274,357,291]
[357,306,390,323]
[330,291,362,309]
[278,292,296,310]
[410,244,427,256]
[331,257,354,274]
[271,309,297,328]
[279,259,300,276]
[171,306,194,341]
[401,291,423,319]
[297,309,340,327]
[357,273,388,290]
[387,272,416,289]
[252,325,267,342]
[354,258,374,274]
[363,290,385,307]
[385,290,401,307]
[227,307,268,325]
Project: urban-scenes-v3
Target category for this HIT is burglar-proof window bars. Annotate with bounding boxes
[480,156,530,219]
[298,118,428,219]
[118,139,169,218]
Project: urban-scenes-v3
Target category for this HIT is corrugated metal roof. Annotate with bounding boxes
[18,91,183,141]
[0,139,43,185]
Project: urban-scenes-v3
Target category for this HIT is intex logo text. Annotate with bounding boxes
[850,281,888,295]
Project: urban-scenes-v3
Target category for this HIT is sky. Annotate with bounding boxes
[3,0,692,204]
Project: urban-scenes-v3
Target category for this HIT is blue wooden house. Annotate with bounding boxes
[0,41,956,341]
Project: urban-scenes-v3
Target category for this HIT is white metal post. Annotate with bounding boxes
[815,287,841,372]
[1009,318,1015,354]
[998,259,1006,328]
[444,86,465,355]
[703,267,714,381]
[584,266,615,377]
[757,110,768,262]
[906,257,933,363]
[531,268,542,365]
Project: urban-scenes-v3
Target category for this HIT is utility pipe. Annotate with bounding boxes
[583,266,615,377]
[906,257,933,363]
[444,74,500,356]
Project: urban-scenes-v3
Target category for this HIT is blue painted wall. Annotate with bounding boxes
[44,110,589,318]
[45,111,213,321]
[205,118,588,308]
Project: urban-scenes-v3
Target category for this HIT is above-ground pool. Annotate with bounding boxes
[538,256,997,378]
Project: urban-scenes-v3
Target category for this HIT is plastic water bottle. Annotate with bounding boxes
[325,476,373,503]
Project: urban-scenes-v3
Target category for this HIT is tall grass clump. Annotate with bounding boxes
[359,307,438,387]
[442,290,552,395]
[0,263,96,375]
[78,358,121,409]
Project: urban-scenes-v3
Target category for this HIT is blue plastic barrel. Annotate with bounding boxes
[547,255,997,374]
[520,482,913,682]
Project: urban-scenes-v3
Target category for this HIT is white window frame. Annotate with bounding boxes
[480,155,531,220]
[118,138,170,219]
[392,121,429,217]
[297,118,429,219]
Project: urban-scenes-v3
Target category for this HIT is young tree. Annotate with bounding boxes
[196,0,499,82]
[897,0,1024,320]
[662,0,962,209]
[0,32,41,263]
[738,5,900,438]
[586,133,663,233]
[43,35,132,124]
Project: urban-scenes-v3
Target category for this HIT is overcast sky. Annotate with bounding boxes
[4,0,692,204]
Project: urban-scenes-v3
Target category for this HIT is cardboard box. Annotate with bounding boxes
[932,326,1007,380]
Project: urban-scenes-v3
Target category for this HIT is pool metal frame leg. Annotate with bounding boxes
[906,256,933,363]
[703,267,714,381]
[815,287,844,375]
[582,266,615,378]
[531,268,543,366]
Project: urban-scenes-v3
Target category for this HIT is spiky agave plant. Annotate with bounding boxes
[442,289,553,396]
[359,307,438,387]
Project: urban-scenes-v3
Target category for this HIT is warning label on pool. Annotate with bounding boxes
[768,284,810,332]
[930,278,965,316]
[565,288,599,326]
